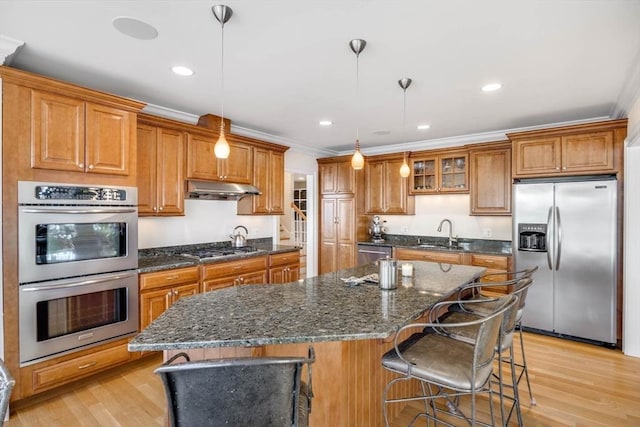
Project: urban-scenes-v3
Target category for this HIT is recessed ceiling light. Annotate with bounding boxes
[112,16,158,40]
[482,83,502,92]
[319,120,332,126]
[172,66,194,76]
[417,124,431,130]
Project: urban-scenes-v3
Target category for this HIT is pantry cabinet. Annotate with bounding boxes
[139,266,200,330]
[320,160,356,194]
[409,151,468,194]
[508,120,627,178]
[137,118,185,216]
[365,154,414,214]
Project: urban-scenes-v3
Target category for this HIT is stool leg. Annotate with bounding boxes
[509,344,523,426]
[518,324,536,406]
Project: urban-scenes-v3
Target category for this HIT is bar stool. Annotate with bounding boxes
[381,294,518,427]
[155,348,315,427]
[439,277,533,426]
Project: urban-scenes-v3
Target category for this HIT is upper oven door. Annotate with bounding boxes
[19,205,138,284]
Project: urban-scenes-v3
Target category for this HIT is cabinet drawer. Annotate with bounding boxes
[395,248,463,264]
[270,251,300,267]
[202,256,268,280]
[140,266,200,291]
[470,254,509,270]
[32,343,130,391]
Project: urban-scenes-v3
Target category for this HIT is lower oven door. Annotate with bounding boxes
[19,270,139,366]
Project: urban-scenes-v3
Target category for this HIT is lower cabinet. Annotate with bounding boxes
[139,266,200,330]
[394,248,464,264]
[201,256,269,292]
[269,251,300,284]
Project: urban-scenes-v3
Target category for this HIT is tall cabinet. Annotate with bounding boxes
[317,156,366,274]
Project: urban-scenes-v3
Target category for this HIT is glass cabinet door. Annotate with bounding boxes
[440,154,467,191]
[411,158,437,193]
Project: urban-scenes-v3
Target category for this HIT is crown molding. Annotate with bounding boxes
[0,35,24,65]
[342,116,611,156]
[611,49,640,119]
[141,103,200,124]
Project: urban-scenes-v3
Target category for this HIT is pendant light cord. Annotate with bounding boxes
[220,21,225,126]
[355,51,360,143]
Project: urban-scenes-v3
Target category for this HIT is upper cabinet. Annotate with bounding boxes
[410,150,469,194]
[1,67,144,186]
[364,154,414,215]
[469,142,512,215]
[186,133,253,184]
[509,120,627,178]
[31,90,134,176]
[238,145,286,215]
[319,160,356,194]
[137,115,186,216]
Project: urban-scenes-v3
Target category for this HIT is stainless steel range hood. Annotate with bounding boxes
[186,180,261,201]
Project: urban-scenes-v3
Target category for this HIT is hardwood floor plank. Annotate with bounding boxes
[6,333,640,426]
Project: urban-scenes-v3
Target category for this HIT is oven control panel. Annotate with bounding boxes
[35,185,127,201]
[18,181,138,205]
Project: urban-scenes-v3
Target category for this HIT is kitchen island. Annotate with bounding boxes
[129,261,485,426]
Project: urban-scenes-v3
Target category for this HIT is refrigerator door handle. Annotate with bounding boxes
[556,206,562,271]
[546,206,553,270]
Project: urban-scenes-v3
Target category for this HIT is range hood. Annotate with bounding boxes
[186,180,261,201]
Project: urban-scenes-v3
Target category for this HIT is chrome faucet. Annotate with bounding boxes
[437,219,457,247]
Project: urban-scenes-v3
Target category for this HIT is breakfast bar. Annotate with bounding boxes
[129,261,485,426]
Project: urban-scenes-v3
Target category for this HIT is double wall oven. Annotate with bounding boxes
[18,181,138,365]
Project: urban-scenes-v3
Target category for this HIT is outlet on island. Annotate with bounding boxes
[482,228,492,238]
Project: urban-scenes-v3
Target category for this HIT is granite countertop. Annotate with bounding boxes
[358,234,512,256]
[128,261,486,352]
[137,238,302,273]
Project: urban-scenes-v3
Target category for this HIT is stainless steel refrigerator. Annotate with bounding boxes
[513,176,617,344]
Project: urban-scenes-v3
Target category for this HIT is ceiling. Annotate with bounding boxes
[1,1,639,156]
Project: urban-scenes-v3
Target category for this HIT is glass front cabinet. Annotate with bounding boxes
[410,151,469,194]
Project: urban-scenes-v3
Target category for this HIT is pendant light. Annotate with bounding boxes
[212,4,232,159]
[349,39,366,170]
[398,78,412,178]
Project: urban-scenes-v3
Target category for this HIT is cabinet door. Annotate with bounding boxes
[239,270,268,285]
[136,124,158,215]
[248,147,271,214]
[140,287,172,330]
[223,140,253,183]
[270,266,286,284]
[336,198,356,268]
[186,132,219,180]
[202,277,237,292]
[439,154,468,192]
[365,161,385,213]
[384,157,412,213]
[157,128,185,215]
[470,147,511,215]
[31,90,85,172]
[319,161,355,194]
[268,150,285,214]
[410,157,437,193]
[319,163,338,194]
[286,264,300,282]
[561,131,614,173]
[173,283,199,301]
[85,102,131,175]
[320,198,338,274]
[513,137,562,176]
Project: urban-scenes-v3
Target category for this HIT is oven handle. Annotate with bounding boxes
[21,208,137,214]
[21,272,137,292]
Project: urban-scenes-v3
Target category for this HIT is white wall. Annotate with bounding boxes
[623,96,640,357]
[379,194,512,241]
[138,200,273,249]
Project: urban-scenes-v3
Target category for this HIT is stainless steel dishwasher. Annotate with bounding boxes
[357,243,393,266]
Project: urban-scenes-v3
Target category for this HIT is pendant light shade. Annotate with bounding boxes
[212,4,233,159]
[398,78,412,178]
[349,39,366,170]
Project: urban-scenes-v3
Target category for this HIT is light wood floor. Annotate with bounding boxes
[6,332,640,426]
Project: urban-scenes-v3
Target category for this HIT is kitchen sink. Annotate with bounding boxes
[416,242,471,251]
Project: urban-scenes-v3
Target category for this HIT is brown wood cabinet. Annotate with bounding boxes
[269,251,301,284]
[201,256,269,292]
[317,156,366,274]
[469,142,512,215]
[509,120,627,178]
[365,154,414,214]
[409,150,469,194]
[320,160,356,194]
[137,119,185,216]
[238,146,285,215]
[31,89,134,176]
[394,248,464,264]
[186,133,253,183]
[139,267,200,330]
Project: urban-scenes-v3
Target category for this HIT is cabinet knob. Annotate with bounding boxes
[159,207,163,211]
[556,167,561,170]
[173,290,179,296]
[88,164,95,170]
[78,163,84,169]
[562,167,567,170]
[153,206,157,212]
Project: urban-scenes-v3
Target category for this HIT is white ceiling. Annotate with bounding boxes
[1,1,639,156]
